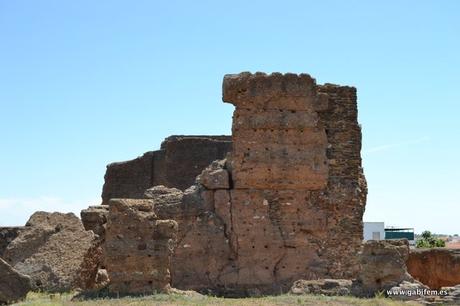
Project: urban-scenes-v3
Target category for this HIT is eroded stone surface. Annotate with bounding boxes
[224,73,329,190]
[77,237,106,291]
[353,239,414,297]
[104,199,178,294]
[81,205,109,237]
[439,285,460,304]
[222,72,366,293]
[137,72,367,295]
[388,282,460,304]
[145,185,234,293]
[2,212,95,292]
[0,227,24,258]
[0,258,31,305]
[88,72,366,296]
[197,160,230,190]
[101,135,232,204]
[290,279,352,296]
[387,280,429,301]
[407,248,460,289]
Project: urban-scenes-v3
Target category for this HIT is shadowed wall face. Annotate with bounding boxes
[101,136,232,204]
[0,227,24,258]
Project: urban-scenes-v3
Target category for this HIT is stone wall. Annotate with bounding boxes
[90,72,367,295]
[407,248,460,289]
[104,199,178,295]
[144,184,235,295]
[101,135,232,204]
[220,72,366,292]
[0,227,24,258]
[226,73,329,190]
[352,239,414,297]
[137,72,367,295]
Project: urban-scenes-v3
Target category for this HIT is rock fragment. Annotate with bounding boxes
[0,257,31,304]
[3,212,95,292]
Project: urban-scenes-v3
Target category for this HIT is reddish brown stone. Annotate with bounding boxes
[91,72,366,296]
[137,72,367,295]
[216,72,366,293]
[104,199,178,295]
[101,136,232,204]
[80,205,109,237]
[0,258,31,304]
[76,238,106,290]
[353,239,414,297]
[407,248,460,289]
[224,73,328,190]
[2,212,95,292]
[147,185,234,292]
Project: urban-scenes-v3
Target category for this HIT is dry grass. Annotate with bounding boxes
[14,292,422,306]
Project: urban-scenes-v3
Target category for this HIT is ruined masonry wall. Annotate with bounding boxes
[104,199,178,294]
[101,136,232,204]
[226,73,329,190]
[94,72,367,296]
[208,72,367,292]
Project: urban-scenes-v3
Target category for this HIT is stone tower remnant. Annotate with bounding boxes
[210,72,367,293]
[89,72,367,296]
[224,72,329,190]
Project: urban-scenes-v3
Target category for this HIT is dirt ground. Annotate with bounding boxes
[14,292,421,306]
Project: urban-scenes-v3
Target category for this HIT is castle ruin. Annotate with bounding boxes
[88,72,367,296]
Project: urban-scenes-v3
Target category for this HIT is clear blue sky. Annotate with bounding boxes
[1,1,458,234]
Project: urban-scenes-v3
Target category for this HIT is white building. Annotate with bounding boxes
[363,222,385,241]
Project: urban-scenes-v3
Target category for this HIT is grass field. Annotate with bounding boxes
[14,292,421,306]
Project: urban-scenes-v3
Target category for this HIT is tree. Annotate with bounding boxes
[416,230,445,248]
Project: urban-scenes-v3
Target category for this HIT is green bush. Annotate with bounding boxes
[416,230,445,248]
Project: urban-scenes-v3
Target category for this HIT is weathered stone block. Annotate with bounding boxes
[104,199,178,294]
[198,168,229,190]
[76,237,106,291]
[0,227,24,258]
[407,248,460,289]
[0,258,31,305]
[197,160,230,190]
[80,205,109,237]
[290,279,352,296]
[224,73,328,190]
[353,239,413,297]
[2,212,95,292]
[222,72,318,110]
[90,72,367,296]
